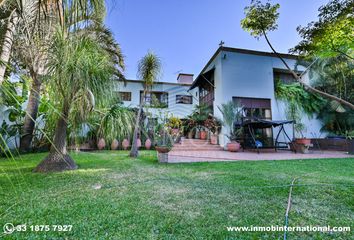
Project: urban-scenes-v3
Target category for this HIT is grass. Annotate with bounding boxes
[0,151,353,239]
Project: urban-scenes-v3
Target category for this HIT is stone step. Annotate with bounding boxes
[171,145,223,151]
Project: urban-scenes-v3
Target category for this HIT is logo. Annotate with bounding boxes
[3,223,15,234]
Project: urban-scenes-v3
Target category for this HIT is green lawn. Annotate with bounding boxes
[0,151,353,239]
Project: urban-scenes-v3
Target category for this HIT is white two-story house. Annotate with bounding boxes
[189,46,324,147]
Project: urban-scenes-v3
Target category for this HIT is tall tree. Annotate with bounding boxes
[130,52,161,158]
[241,0,354,110]
[292,0,353,60]
[34,28,123,172]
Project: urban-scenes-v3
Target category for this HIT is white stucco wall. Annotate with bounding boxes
[208,50,324,147]
[115,80,198,119]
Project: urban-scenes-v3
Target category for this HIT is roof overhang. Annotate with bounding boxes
[189,67,215,90]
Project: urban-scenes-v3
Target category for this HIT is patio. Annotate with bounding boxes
[167,139,352,163]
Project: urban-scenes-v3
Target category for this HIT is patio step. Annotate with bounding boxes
[172,139,223,151]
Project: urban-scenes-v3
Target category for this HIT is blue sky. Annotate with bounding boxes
[105,0,329,82]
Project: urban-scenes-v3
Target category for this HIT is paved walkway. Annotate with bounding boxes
[168,139,352,163]
[168,150,352,163]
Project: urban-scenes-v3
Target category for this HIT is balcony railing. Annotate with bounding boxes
[200,92,214,107]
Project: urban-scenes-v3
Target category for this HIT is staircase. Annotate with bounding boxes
[170,138,223,152]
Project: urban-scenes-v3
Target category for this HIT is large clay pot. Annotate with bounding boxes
[145,139,152,150]
[155,146,171,153]
[122,139,130,150]
[195,131,200,139]
[227,141,241,152]
[295,138,311,145]
[137,139,142,149]
[188,131,194,139]
[210,134,218,145]
[97,138,106,150]
[111,139,119,150]
[200,131,207,140]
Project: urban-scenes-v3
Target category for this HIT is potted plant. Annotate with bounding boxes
[200,127,208,140]
[218,101,243,152]
[188,104,211,140]
[182,118,196,139]
[166,116,182,143]
[204,117,221,145]
[285,103,311,150]
[155,127,174,163]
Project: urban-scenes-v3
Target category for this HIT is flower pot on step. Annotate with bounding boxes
[227,141,241,152]
[188,131,194,139]
[295,138,311,145]
[210,134,218,145]
[200,131,207,140]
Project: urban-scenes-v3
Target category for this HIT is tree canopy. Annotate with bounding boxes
[292,0,354,60]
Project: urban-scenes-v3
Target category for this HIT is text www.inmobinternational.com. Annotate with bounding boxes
[227,225,351,232]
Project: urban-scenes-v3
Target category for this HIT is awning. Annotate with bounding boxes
[189,67,215,90]
[241,118,294,129]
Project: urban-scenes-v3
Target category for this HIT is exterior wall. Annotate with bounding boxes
[115,80,198,119]
[210,50,324,147]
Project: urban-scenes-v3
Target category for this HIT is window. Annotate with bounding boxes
[234,97,273,147]
[118,92,131,101]
[273,69,298,84]
[176,95,193,104]
[141,91,168,108]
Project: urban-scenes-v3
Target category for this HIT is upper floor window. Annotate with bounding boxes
[141,91,168,108]
[118,91,131,101]
[273,69,298,85]
[176,95,193,104]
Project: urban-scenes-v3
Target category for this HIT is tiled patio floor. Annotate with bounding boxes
[168,149,353,163]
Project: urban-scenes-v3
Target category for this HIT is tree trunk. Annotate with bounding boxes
[20,74,41,152]
[262,31,354,110]
[0,10,18,85]
[129,104,143,158]
[34,100,77,172]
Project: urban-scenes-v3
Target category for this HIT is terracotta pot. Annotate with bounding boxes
[111,139,119,150]
[145,139,152,150]
[195,131,200,139]
[97,138,106,150]
[137,139,142,149]
[227,141,241,152]
[295,138,311,145]
[200,131,207,140]
[188,131,194,139]
[122,139,130,150]
[210,134,218,145]
[155,146,171,153]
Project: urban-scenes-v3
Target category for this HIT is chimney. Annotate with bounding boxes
[177,73,194,84]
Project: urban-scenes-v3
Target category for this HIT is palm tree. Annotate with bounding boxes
[34,27,123,172]
[0,0,113,152]
[130,52,162,158]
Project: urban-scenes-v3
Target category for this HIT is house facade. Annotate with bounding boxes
[190,46,324,147]
[116,74,198,119]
